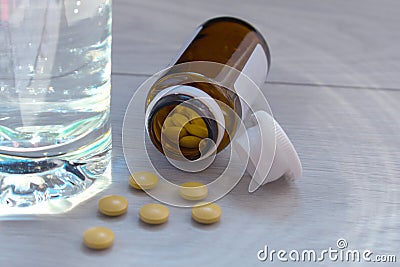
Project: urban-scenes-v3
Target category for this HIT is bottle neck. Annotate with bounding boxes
[146,85,226,160]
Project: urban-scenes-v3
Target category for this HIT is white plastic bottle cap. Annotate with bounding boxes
[234,110,302,192]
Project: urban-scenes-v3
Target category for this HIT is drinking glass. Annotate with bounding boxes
[0,0,112,207]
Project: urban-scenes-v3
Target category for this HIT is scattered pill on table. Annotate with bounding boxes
[139,203,169,225]
[98,195,128,217]
[179,181,208,201]
[129,171,158,190]
[192,202,222,224]
[83,226,114,250]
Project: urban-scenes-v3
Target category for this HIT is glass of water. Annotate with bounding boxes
[0,0,112,207]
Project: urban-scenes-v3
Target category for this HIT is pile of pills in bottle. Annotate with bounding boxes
[161,106,209,149]
[82,171,222,250]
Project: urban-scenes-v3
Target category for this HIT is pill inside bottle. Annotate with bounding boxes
[145,17,270,161]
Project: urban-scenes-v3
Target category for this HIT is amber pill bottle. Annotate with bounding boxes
[145,17,270,160]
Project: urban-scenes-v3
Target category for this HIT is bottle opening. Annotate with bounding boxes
[145,84,230,162]
[147,95,219,160]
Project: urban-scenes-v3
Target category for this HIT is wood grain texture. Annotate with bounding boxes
[1,0,400,266]
[112,0,400,89]
[1,74,399,267]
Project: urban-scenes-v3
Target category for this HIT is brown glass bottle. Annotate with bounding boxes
[145,17,270,160]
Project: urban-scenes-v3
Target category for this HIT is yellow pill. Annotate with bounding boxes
[129,172,158,190]
[182,108,200,120]
[180,127,188,137]
[162,117,175,128]
[173,105,187,114]
[139,203,169,225]
[192,202,222,224]
[179,135,202,148]
[191,117,207,128]
[179,182,208,201]
[83,226,114,250]
[98,195,128,217]
[171,113,189,127]
[184,123,208,138]
[161,126,187,141]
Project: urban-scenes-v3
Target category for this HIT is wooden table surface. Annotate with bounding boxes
[1,0,399,266]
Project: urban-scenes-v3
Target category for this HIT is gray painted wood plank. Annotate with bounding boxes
[1,74,398,266]
[113,0,400,89]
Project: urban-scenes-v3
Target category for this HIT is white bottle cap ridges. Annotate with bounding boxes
[234,110,302,192]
